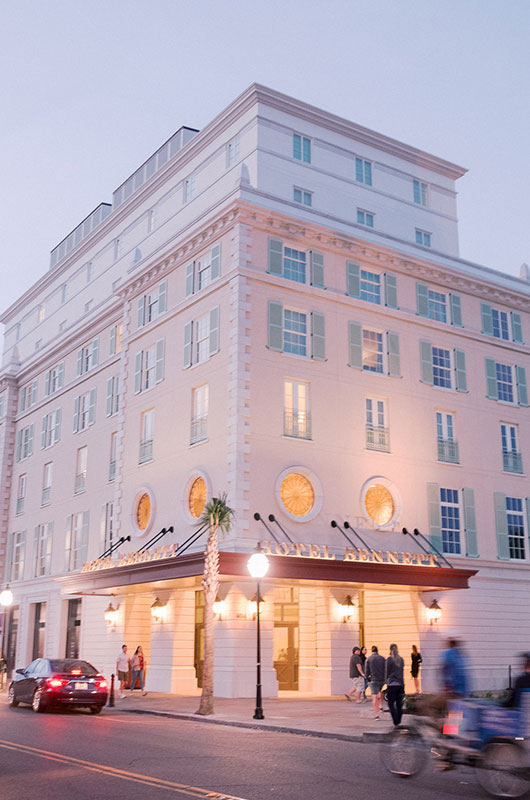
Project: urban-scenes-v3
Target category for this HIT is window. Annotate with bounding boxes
[41,408,61,449]
[19,381,38,412]
[284,310,308,356]
[427,290,447,323]
[183,308,220,368]
[349,324,400,377]
[283,247,307,284]
[506,497,526,559]
[109,432,118,482]
[415,229,431,247]
[501,423,523,474]
[496,363,514,403]
[360,270,381,304]
[436,411,459,463]
[137,280,167,327]
[293,134,311,163]
[284,379,311,440]
[139,410,154,463]
[481,303,523,343]
[365,397,389,452]
[357,209,374,227]
[268,239,324,288]
[73,389,96,433]
[16,474,26,515]
[11,531,26,581]
[110,323,122,355]
[440,488,461,554]
[184,175,195,203]
[106,376,119,416]
[492,309,509,340]
[103,502,114,554]
[362,329,384,374]
[432,347,452,388]
[65,512,89,572]
[416,284,462,326]
[134,340,165,393]
[190,384,208,444]
[186,244,221,296]
[34,523,52,577]
[42,462,52,506]
[268,303,325,361]
[293,188,312,206]
[16,424,34,461]
[227,135,240,168]
[355,158,372,185]
[75,446,87,494]
[486,359,527,406]
[44,362,64,396]
[413,179,427,206]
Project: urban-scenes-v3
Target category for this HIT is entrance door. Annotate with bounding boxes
[65,599,82,658]
[5,606,19,676]
[194,591,205,688]
[32,603,46,660]
[273,587,299,690]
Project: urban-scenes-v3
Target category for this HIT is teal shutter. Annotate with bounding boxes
[81,511,89,564]
[41,415,47,449]
[310,250,325,288]
[462,488,479,557]
[526,499,530,558]
[346,261,360,298]
[209,307,220,355]
[158,280,168,313]
[73,397,80,433]
[511,312,523,344]
[384,272,398,309]
[92,339,99,368]
[416,283,429,317]
[419,340,433,384]
[268,238,283,276]
[54,409,61,443]
[106,378,113,416]
[481,303,493,335]
[155,339,165,382]
[88,389,96,426]
[427,483,442,554]
[268,302,283,352]
[183,321,193,368]
[311,312,326,360]
[485,358,498,399]
[454,349,467,392]
[110,325,116,355]
[44,371,51,396]
[16,429,22,462]
[77,349,83,376]
[494,492,510,560]
[31,380,38,405]
[387,332,401,377]
[137,296,145,328]
[134,352,143,392]
[210,244,221,281]
[450,293,463,327]
[185,261,195,297]
[65,516,72,571]
[348,321,362,369]
[516,366,528,406]
[27,425,33,456]
[57,362,64,388]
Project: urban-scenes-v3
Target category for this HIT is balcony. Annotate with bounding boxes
[41,487,51,507]
[284,411,312,440]
[74,473,86,494]
[15,497,24,515]
[366,425,390,452]
[437,438,459,464]
[190,416,208,445]
[139,438,153,464]
[503,450,523,474]
[108,459,116,482]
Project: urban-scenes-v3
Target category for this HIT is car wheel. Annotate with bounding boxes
[32,688,47,713]
[8,685,19,708]
[90,706,103,715]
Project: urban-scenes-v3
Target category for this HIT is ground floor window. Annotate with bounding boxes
[273,587,299,690]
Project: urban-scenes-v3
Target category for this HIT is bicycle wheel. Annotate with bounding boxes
[476,740,530,798]
[379,725,428,778]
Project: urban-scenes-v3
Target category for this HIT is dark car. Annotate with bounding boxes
[8,658,108,714]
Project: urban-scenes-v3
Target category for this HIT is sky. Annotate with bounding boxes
[1,0,529,330]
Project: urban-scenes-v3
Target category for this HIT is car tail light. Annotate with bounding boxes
[96,679,108,689]
[71,668,82,675]
[48,677,68,688]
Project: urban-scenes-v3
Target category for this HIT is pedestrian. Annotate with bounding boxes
[440,635,471,698]
[345,646,365,703]
[359,646,368,699]
[130,645,148,696]
[116,644,130,699]
[366,645,385,719]
[385,643,405,726]
[504,652,530,708]
[411,644,422,693]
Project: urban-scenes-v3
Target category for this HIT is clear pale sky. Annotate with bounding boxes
[1,0,529,326]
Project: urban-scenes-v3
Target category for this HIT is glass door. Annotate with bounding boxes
[65,599,82,658]
[273,587,299,690]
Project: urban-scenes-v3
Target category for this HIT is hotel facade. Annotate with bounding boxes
[1,84,529,697]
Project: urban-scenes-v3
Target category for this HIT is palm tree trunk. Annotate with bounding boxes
[196,524,219,715]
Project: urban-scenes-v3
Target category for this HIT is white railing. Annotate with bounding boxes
[366,425,390,452]
[74,473,86,494]
[41,487,51,506]
[283,411,312,440]
[139,439,153,463]
[437,438,459,464]
[190,416,208,445]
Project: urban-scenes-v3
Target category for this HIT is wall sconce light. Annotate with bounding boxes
[151,597,167,623]
[427,599,442,625]
[341,594,355,623]
[213,596,226,619]
[104,602,119,626]
[0,585,13,607]
[247,594,264,621]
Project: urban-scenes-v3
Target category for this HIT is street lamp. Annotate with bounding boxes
[247,551,269,720]
[0,586,13,688]
[0,586,13,608]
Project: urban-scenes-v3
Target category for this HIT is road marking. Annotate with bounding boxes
[0,738,249,799]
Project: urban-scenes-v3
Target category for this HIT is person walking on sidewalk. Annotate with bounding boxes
[385,643,405,726]
[411,644,422,694]
[130,645,148,696]
[345,646,365,703]
[366,645,385,719]
[116,644,130,699]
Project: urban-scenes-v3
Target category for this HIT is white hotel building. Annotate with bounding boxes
[1,84,529,697]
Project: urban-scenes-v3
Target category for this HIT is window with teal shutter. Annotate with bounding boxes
[311,312,326,360]
[348,322,363,369]
[346,261,360,298]
[494,492,510,560]
[416,283,429,317]
[454,349,467,392]
[449,294,463,327]
[420,340,433,385]
[462,488,479,557]
[516,366,528,406]
[427,482,442,554]
[511,312,523,344]
[384,273,398,309]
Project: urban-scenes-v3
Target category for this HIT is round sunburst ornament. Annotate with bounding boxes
[280,473,314,517]
[364,484,394,526]
[136,492,151,531]
[188,477,207,519]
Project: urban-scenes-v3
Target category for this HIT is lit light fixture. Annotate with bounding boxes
[213,596,226,619]
[104,602,119,626]
[341,594,355,623]
[0,585,13,607]
[151,597,167,623]
[427,599,442,625]
[247,593,265,621]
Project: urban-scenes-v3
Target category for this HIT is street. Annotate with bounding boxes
[0,699,489,799]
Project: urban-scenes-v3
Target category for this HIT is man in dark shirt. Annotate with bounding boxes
[504,652,530,708]
[345,646,365,703]
[366,645,386,719]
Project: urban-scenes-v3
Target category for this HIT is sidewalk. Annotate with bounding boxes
[108,692,395,742]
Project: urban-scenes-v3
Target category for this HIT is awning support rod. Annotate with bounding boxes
[174,523,208,558]
[409,527,453,569]
[267,514,294,544]
[253,513,281,544]
[138,526,174,554]
[98,535,131,560]
[401,527,437,559]
[343,520,373,550]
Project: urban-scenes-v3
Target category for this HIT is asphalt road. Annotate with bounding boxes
[0,700,489,799]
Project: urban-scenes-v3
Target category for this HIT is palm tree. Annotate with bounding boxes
[195,494,234,716]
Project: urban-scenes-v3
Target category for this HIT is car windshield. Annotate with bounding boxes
[49,659,99,675]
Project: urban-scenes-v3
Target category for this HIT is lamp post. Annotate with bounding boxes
[247,552,269,720]
[0,586,13,689]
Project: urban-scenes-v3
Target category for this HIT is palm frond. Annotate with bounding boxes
[200,492,234,535]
